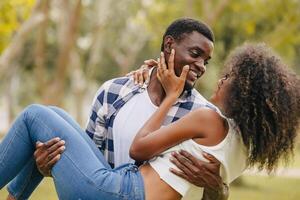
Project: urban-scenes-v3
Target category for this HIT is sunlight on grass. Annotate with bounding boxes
[230,176,300,200]
[0,178,57,200]
[1,176,300,200]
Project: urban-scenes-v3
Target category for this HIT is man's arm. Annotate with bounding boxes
[170,150,229,200]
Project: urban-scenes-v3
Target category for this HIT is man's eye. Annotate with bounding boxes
[190,50,199,57]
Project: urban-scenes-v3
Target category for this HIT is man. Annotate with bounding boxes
[6,18,228,200]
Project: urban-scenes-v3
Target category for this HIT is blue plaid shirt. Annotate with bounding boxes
[85,73,217,167]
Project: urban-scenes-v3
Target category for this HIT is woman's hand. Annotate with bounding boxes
[126,59,157,86]
[157,49,189,101]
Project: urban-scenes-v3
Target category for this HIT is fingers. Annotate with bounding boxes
[180,65,189,80]
[34,148,49,166]
[46,154,61,169]
[156,58,162,82]
[36,141,44,148]
[47,140,65,154]
[170,152,197,177]
[202,152,220,164]
[169,168,190,180]
[160,52,167,71]
[142,68,150,85]
[45,137,61,147]
[178,150,200,165]
[144,59,158,66]
[167,49,175,73]
[47,145,65,162]
[131,62,153,85]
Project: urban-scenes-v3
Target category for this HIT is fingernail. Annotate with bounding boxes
[171,49,174,54]
[61,140,65,144]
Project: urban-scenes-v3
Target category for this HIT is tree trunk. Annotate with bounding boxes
[34,0,50,98]
[44,0,82,106]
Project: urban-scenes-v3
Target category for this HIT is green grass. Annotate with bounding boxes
[1,176,300,200]
[230,176,300,200]
[0,178,57,200]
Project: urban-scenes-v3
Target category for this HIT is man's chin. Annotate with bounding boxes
[184,82,194,91]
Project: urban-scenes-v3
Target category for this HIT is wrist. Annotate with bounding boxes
[203,183,228,200]
[164,95,177,104]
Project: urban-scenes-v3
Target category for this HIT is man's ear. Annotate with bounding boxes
[163,35,175,54]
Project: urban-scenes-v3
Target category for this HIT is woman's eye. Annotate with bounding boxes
[224,73,230,80]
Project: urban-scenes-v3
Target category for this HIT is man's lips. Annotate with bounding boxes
[188,70,202,81]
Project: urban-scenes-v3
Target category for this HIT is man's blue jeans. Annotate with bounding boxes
[0,104,144,200]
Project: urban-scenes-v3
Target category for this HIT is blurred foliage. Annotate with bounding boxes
[0,0,35,52]
[0,0,299,119]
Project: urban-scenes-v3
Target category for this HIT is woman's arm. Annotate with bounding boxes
[129,105,225,161]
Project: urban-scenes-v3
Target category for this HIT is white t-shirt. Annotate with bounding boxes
[112,89,157,167]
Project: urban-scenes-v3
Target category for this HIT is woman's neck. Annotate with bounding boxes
[210,98,227,115]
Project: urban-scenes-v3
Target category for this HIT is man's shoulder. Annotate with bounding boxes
[189,88,209,103]
[92,75,136,105]
[188,89,218,110]
[101,76,135,90]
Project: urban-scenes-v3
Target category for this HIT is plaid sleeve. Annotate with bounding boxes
[85,81,111,150]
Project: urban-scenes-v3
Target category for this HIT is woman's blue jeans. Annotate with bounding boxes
[0,104,145,200]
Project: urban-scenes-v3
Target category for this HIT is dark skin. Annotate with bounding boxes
[24,32,227,200]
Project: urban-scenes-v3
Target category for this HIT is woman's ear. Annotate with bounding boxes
[163,35,175,54]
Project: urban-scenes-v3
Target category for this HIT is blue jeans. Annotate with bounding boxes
[0,104,145,200]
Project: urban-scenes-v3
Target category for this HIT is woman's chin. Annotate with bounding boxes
[209,93,217,102]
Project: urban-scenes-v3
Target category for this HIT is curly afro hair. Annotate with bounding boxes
[223,43,300,172]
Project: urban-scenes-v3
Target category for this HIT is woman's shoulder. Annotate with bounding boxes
[190,107,229,146]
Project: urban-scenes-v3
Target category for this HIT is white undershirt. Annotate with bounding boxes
[112,89,157,167]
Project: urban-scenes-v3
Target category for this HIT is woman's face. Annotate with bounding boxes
[210,72,232,104]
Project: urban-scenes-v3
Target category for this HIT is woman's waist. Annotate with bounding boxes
[140,163,181,200]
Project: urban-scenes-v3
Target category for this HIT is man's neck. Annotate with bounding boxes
[147,68,166,106]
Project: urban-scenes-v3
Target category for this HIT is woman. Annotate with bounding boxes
[1,43,299,200]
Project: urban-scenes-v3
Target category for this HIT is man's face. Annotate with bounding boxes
[165,31,214,91]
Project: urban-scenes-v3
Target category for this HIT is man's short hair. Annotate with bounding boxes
[161,18,214,51]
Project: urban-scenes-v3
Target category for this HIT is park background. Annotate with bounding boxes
[0,0,299,199]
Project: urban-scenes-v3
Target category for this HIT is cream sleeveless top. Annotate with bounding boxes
[149,114,247,198]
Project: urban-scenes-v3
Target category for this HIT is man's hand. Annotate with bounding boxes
[126,59,157,86]
[170,150,228,200]
[34,137,65,177]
